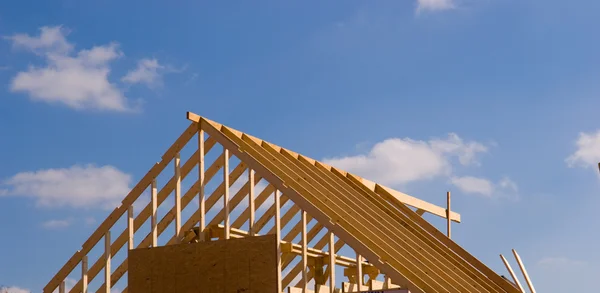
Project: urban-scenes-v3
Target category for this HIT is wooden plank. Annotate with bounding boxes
[175,153,182,242]
[275,189,282,293]
[249,169,256,236]
[329,232,335,293]
[104,231,111,293]
[151,179,158,247]
[356,253,363,289]
[500,254,525,292]
[223,148,230,240]
[44,122,198,293]
[128,206,134,250]
[302,210,308,293]
[198,126,206,241]
[513,249,536,293]
[81,256,88,293]
[447,191,451,238]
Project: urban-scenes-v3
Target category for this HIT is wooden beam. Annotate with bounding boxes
[302,210,308,293]
[128,206,134,250]
[355,253,363,289]
[275,189,282,293]
[223,148,230,240]
[249,169,256,236]
[151,179,157,247]
[175,153,182,242]
[513,249,536,293]
[500,254,525,292]
[59,282,65,293]
[198,127,206,241]
[81,256,88,293]
[104,231,110,293]
[329,232,335,293]
[446,191,451,239]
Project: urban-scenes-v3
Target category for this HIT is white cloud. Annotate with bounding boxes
[84,217,96,225]
[0,286,30,293]
[122,58,164,88]
[451,176,518,199]
[566,130,600,169]
[1,164,132,209]
[417,0,455,13]
[42,218,72,229]
[322,133,487,186]
[450,176,493,196]
[538,257,586,268]
[6,25,138,112]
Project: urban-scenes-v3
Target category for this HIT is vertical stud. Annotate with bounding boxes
[356,253,363,289]
[447,191,451,239]
[223,148,230,240]
[151,179,158,247]
[82,255,88,293]
[104,231,111,293]
[302,210,308,293]
[198,128,206,241]
[59,281,65,293]
[249,169,255,236]
[175,153,181,242]
[275,189,282,293]
[329,231,336,293]
[128,205,134,250]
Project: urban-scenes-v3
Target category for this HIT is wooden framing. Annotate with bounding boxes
[42,112,530,293]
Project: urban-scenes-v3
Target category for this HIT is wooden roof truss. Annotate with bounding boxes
[43,112,535,293]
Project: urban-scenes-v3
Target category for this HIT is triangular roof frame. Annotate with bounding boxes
[43,112,521,293]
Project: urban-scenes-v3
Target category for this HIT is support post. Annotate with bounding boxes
[82,255,88,293]
[59,282,65,293]
[329,232,336,293]
[175,153,182,242]
[275,189,282,293]
[249,169,256,236]
[302,210,308,293]
[128,205,134,250]
[151,179,158,247]
[198,127,206,241]
[104,231,111,293]
[223,148,230,240]
[446,191,451,239]
[356,253,363,289]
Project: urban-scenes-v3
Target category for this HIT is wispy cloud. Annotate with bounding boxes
[322,133,487,186]
[5,25,139,112]
[566,130,600,169]
[538,257,586,268]
[122,58,164,88]
[416,0,455,13]
[41,218,72,229]
[0,286,31,293]
[450,176,518,199]
[0,164,132,209]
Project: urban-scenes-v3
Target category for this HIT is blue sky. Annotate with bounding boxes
[1,0,600,292]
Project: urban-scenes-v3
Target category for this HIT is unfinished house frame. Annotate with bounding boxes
[43,112,535,293]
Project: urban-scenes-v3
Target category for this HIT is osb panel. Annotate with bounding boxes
[129,235,277,293]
